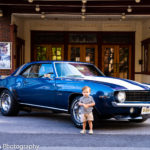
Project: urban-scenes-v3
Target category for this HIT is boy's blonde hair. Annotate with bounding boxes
[82,86,91,92]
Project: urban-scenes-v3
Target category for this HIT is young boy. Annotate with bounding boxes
[78,86,95,134]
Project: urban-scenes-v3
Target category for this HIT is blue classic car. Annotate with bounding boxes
[0,61,150,127]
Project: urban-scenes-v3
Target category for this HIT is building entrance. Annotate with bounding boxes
[68,44,98,66]
[102,45,132,79]
[31,31,134,80]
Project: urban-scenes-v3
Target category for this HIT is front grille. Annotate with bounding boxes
[125,91,150,102]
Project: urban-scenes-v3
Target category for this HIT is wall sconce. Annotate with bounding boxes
[35,5,40,12]
[41,12,45,19]
[121,13,126,19]
[127,5,132,13]
[0,9,3,17]
[28,0,33,3]
[135,0,141,3]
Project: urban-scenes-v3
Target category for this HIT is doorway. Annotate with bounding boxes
[102,45,132,79]
[34,44,64,61]
[16,38,25,68]
[68,44,98,66]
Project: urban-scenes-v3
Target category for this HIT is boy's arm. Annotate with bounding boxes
[86,102,95,107]
[78,102,84,106]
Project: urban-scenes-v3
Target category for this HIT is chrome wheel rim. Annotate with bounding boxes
[1,93,11,112]
[72,101,82,124]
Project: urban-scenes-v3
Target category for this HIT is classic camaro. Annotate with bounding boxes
[0,61,150,127]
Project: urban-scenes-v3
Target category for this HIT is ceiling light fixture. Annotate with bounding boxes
[81,0,87,20]
[0,9,3,17]
[127,5,132,13]
[121,13,126,19]
[35,5,40,12]
[41,12,45,19]
[81,14,86,20]
[135,0,141,3]
[82,0,87,4]
[28,0,33,3]
[81,6,86,13]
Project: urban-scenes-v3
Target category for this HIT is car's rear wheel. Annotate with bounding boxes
[0,89,19,116]
[70,96,82,128]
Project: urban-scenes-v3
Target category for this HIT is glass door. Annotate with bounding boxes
[34,45,49,61]
[102,45,131,79]
[51,45,64,61]
[34,44,64,61]
[68,44,98,66]
[118,46,131,79]
[68,45,81,62]
[102,45,116,77]
[84,45,98,65]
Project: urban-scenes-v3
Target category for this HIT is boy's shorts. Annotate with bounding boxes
[80,112,94,122]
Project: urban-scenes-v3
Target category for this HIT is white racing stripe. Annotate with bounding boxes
[142,83,150,88]
[84,76,145,90]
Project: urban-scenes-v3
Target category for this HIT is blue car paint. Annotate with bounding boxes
[55,76,114,112]
[15,76,56,107]
[0,60,150,119]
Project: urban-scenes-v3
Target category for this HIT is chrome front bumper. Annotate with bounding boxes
[112,102,150,107]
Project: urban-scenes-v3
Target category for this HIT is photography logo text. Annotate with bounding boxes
[0,144,39,150]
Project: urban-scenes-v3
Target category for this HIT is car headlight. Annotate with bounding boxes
[116,92,126,103]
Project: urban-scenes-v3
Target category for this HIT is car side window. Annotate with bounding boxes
[21,66,32,78]
[39,63,54,78]
[29,64,41,78]
[21,64,41,78]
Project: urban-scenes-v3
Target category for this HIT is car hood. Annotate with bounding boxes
[83,76,150,90]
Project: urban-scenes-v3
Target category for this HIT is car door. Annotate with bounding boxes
[15,63,56,107]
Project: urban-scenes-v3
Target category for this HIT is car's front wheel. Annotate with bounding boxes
[70,96,82,128]
[0,89,19,116]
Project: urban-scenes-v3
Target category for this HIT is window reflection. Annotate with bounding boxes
[52,47,62,61]
[119,47,129,79]
[55,63,103,77]
[86,48,95,64]
[36,46,47,61]
[104,47,114,77]
[70,47,80,61]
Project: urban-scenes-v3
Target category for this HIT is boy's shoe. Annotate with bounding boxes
[88,130,93,134]
[80,130,86,134]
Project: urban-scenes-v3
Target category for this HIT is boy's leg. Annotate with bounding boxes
[88,121,93,130]
[88,121,93,134]
[80,114,87,134]
[81,114,87,130]
[87,112,94,130]
[80,121,86,134]
[83,121,86,130]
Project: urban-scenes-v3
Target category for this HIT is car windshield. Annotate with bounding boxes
[55,63,104,77]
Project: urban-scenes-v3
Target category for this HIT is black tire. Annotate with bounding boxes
[70,96,82,128]
[0,89,19,116]
[129,118,148,123]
